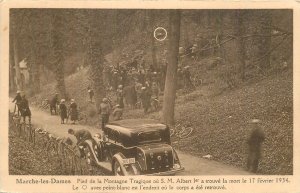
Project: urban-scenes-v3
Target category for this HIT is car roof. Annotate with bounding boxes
[106,119,166,133]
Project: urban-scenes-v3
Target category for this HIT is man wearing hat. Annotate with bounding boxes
[50,93,59,115]
[246,119,265,173]
[12,90,22,116]
[59,99,68,124]
[19,94,31,123]
[69,99,78,124]
[99,98,111,129]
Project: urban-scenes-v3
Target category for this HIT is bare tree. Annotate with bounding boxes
[163,10,181,126]
[235,10,247,80]
[51,10,67,99]
[149,10,158,69]
[11,11,22,90]
[85,10,105,108]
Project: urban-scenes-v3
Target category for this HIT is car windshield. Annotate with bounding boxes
[138,130,162,144]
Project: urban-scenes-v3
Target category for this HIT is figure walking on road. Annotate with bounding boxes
[99,98,111,129]
[12,90,22,116]
[59,99,68,124]
[50,93,59,115]
[246,119,265,173]
[69,99,78,124]
[87,87,94,103]
[19,94,31,124]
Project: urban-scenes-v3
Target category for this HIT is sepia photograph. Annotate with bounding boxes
[7,8,293,178]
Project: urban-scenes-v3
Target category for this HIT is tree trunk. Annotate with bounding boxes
[250,10,272,71]
[235,10,246,80]
[163,10,181,127]
[29,21,40,92]
[9,36,16,92]
[258,10,272,70]
[112,11,120,67]
[149,10,158,70]
[13,32,22,91]
[86,10,105,108]
[51,11,67,99]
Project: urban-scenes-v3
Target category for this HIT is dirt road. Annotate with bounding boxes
[9,101,251,175]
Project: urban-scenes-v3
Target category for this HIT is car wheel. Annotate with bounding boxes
[113,160,124,176]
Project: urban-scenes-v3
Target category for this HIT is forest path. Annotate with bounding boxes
[9,100,251,175]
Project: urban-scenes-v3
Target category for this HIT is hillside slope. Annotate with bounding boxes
[30,67,293,175]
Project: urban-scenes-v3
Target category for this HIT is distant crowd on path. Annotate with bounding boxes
[103,60,195,114]
[104,59,195,92]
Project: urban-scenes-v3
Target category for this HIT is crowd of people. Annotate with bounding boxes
[48,93,79,124]
[103,59,195,114]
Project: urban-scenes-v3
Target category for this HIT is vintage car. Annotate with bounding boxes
[82,119,184,175]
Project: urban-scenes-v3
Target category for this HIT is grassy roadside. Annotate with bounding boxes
[124,70,293,175]
[9,125,63,175]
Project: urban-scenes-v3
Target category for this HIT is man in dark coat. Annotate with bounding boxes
[19,94,31,123]
[247,119,265,173]
[12,91,22,116]
[116,85,124,108]
[50,93,59,115]
[140,87,151,114]
[124,84,137,109]
[59,99,68,124]
[69,99,78,124]
[183,66,194,90]
[99,98,111,129]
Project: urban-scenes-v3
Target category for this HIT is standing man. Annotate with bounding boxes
[50,93,59,115]
[116,85,124,108]
[12,90,22,116]
[59,99,68,124]
[247,119,265,173]
[99,98,111,129]
[183,66,194,90]
[135,80,143,107]
[140,87,151,114]
[19,94,31,124]
[87,87,94,102]
[69,99,78,124]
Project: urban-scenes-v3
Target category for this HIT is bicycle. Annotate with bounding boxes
[45,133,60,159]
[170,124,194,139]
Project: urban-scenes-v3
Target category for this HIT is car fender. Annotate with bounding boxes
[112,152,129,175]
